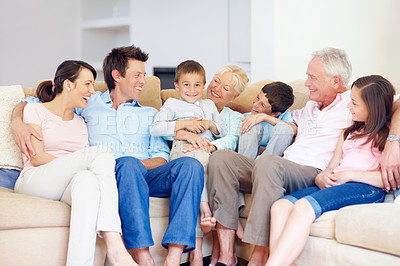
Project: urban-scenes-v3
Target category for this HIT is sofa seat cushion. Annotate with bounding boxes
[0,188,70,230]
[335,203,400,256]
[149,197,170,218]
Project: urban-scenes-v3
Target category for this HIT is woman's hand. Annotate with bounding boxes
[315,168,337,189]
[240,113,267,133]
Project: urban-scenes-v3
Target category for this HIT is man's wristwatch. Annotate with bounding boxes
[387,134,400,143]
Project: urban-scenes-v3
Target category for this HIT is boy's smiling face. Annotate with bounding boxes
[175,73,205,104]
[251,91,273,115]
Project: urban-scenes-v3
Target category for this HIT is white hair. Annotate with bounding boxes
[312,47,352,86]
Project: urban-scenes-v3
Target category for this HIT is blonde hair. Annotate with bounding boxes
[214,65,249,95]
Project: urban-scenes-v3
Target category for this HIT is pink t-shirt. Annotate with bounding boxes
[21,103,89,174]
[334,133,381,173]
[284,90,353,170]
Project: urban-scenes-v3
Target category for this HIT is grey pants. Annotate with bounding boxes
[206,150,321,246]
[238,122,294,159]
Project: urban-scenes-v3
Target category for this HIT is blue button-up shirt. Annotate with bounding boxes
[75,91,170,160]
[24,91,170,161]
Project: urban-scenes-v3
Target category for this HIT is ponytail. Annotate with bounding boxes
[37,80,57,102]
[36,60,96,102]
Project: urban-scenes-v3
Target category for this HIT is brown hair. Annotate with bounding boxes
[174,60,206,84]
[261,82,294,113]
[344,75,395,151]
[103,45,149,91]
[37,60,96,102]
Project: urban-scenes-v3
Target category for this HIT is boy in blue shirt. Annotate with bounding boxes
[238,82,296,159]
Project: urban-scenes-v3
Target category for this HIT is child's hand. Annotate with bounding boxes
[332,171,351,185]
[315,168,337,189]
[240,113,267,133]
[182,118,207,134]
[184,135,212,154]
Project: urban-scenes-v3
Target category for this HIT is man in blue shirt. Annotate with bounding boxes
[11,46,203,265]
[238,81,296,159]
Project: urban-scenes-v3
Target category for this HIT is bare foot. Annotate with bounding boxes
[102,232,138,266]
[130,247,155,266]
[236,219,244,240]
[107,247,138,266]
[200,217,216,233]
[108,253,138,266]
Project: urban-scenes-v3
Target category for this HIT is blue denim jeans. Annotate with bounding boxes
[283,182,386,219]
[0,169,20,189]
[115,156,203,253]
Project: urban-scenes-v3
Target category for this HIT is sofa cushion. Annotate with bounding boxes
[335,203,400,256]
[0,188,70,230]
[0,85,25,171]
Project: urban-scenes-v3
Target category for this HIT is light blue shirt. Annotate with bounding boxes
[243,109,294,147]
[212,107,243,151]
[23,91,170,161]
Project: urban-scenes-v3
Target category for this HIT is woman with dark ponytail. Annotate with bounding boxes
[14,60,137,266]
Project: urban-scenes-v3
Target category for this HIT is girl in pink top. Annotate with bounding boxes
[265,75,395,266]
[14,60,137,266]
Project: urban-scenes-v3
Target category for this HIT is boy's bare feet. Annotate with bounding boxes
[236,219,244,240]
[201,217,217,233]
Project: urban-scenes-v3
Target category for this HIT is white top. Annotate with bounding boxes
[283,90,353,170]
[150,98,227,142]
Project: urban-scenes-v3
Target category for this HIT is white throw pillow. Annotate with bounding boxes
[0,85,24,170]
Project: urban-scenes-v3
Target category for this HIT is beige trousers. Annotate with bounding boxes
[15,146,120,266]
[206,150,321,246]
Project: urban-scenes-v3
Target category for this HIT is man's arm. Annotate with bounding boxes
[380,99,400,190]
[27,123,56,167]
[11,102,42,160]
[140,158,167,170]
